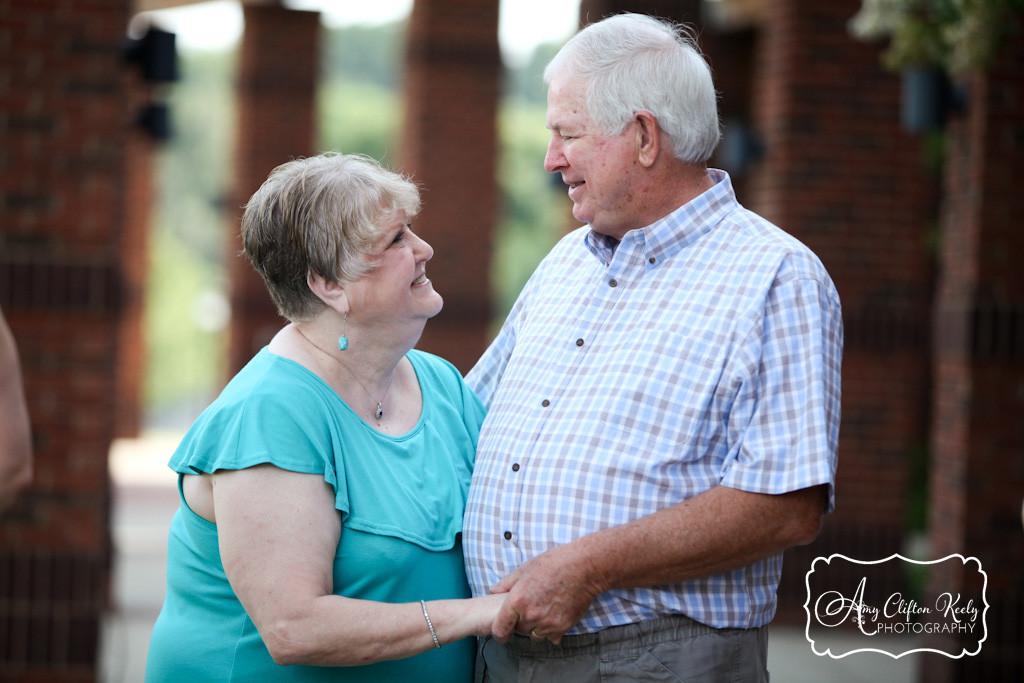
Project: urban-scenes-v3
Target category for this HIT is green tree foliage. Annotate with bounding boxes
[850,0,1024,74]
[318,80,400,162]
[493,102,567,319]
[157,50,236,263]
[321,21,405,89]
[504,41,560,104]
[145,48,235,423]
[495,41,569,318]
[145,226,227,424]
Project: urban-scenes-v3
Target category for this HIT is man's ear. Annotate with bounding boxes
[634,110,661,168]
[307,271,349,314]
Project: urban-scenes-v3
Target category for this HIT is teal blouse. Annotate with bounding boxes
[145,348,485,682]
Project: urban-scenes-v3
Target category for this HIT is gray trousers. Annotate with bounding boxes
[475,615,769,682]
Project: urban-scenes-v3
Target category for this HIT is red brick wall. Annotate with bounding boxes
[746,0,935,602]
[924,8,1024,678]
[399,0,501,372]
[0,0,136,678]
[226,5,320,375]
[116,132,155,439]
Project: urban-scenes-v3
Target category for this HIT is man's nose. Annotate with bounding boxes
[544,138,565,174]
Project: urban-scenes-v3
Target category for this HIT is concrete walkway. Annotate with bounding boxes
[100,432,924,682]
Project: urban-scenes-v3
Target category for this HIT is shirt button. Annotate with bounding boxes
[609,278,618,287]
[575,338,584,347]
[649,257,656,264]
[511,463,520,472]
[503,531,512,540]
[541,399,550,407]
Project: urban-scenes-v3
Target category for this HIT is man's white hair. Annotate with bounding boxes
[544,13,721,163]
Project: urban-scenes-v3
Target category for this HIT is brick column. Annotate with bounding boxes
[744,0,937,616]
[923,11,1024,678]
[117,130,155,438]
[398,0,500,372]
[0,0,137,678]
[227,5,320,374]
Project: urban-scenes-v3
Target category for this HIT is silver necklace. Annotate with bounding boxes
[294,326,392,426]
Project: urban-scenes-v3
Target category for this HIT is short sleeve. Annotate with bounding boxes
[720,265,843,512]
[168,354,340,496]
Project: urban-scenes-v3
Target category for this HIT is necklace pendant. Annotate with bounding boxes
[375,402,383,423]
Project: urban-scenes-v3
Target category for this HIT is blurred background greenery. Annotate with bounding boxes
[145,21,567,426]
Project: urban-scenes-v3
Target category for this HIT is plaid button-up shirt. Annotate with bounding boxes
[463,170,843,632]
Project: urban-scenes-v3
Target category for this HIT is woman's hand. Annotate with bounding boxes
[468,593,508,637]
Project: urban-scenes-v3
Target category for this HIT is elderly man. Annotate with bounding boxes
[463,13,842,681]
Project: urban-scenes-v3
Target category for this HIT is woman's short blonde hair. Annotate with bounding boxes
[242,153,421,322]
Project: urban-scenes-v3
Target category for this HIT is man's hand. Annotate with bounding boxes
[485,484,828,646]
[489,542,602,644]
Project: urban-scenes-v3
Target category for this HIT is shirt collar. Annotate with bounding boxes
[583,169,737,266]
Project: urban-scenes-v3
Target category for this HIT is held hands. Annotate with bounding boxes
[488,544,601,645]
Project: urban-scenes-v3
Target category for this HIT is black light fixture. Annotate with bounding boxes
[136,102,171,142]
[124,25,178,84]
[124,22,178,141]
[717,118,764,177]
[900,67,966,133]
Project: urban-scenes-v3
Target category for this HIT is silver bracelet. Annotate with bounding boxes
[420,599,441,649]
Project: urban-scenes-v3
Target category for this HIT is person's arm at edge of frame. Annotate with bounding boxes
[0,309,33,513]
[212,463,505,667]
[491,482,827,643]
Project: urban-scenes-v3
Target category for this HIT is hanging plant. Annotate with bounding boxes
[849,0,1023,74]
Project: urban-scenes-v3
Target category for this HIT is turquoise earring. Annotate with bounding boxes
[338,313,349,351]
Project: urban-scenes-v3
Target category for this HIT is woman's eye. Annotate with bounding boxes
[392,231,406,245]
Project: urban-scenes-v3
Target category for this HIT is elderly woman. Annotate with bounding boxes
[145,153,502,681]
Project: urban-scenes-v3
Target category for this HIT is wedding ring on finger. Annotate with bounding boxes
[529,630,543,641]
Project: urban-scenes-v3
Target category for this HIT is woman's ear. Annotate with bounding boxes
[634,110,661,168]
[307,271,349,314]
